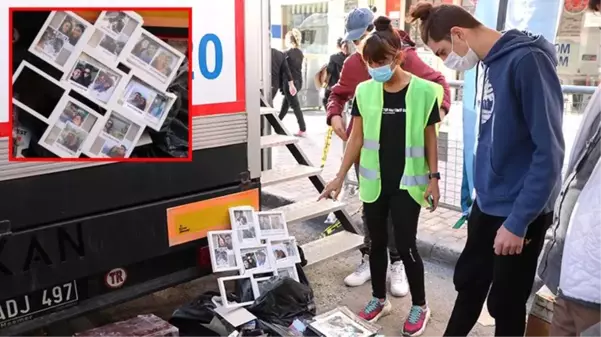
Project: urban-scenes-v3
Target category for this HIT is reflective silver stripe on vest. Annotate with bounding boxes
[363,139,380,150]
[400,174,429,186]
[359,165,380,180]
[406,146,425,158]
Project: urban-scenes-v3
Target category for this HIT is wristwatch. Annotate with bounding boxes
[429,172,441,180]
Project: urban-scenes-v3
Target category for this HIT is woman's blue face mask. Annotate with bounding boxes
[367,63,394,82]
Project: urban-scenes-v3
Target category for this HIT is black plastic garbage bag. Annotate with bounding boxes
[247,277,316,327]
[169,291,234,336]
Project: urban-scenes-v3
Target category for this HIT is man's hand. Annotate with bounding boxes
[331,115,348,141]
[493,225,524,255]
[288,81,297,96]
[318,176,344,201]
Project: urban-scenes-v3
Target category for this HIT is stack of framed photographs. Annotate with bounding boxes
[207,206,302,308]
[13,10,187,158]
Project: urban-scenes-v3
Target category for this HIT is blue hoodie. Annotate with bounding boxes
[474,30,565,237]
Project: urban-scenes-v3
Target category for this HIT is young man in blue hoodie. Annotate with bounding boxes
[409,2,565,336]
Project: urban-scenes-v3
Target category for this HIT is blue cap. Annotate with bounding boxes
[344,8,375,41]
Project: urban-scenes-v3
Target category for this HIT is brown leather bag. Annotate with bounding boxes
[314,63,329,89]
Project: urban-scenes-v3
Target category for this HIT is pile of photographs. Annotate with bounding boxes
[308,307,381,337]
[207,206,302,309]
[12,10,186,158]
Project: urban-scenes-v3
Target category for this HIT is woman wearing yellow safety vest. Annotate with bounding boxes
[319,16,442,337]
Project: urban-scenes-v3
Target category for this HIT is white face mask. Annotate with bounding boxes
[443,36,479,71]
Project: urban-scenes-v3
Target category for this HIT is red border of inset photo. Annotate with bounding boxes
[6,7,194,162]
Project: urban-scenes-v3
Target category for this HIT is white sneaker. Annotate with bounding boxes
[344,254,371,287]
[389,261,409,297]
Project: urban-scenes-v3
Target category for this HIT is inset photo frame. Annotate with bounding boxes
[218,275,258,309]
[269,237,301,267]
[252,275,278,299]
[256,211,289,240]
[62,52,127,109]
[115,74,177,130]
[276,265,299,283]
[207,230,239,273]
[121,28,186,91]
[28,11,94,72]
[310,307,381,337]
[38,94,102,158]
[12,61,67,124]
[84,110,144,158]
[229,206,260,247]
[87,11,144,66]
[238,244,274,275]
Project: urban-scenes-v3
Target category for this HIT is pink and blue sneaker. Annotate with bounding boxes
[402,305,431,336]
[358,297,391,323]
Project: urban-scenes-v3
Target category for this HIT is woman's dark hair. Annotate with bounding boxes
[408,2,482,44]
[590,0,600,11]
[336,37,344,48]
[361,16,403,64]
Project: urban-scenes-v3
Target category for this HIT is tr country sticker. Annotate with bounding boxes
[105,268,127,288]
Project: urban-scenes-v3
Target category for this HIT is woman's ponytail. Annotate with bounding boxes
[373,16,393,33]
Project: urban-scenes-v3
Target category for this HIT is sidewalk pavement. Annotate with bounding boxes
[263,110,468,266]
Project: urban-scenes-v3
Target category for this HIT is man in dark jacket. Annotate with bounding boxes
[328,7,451,296]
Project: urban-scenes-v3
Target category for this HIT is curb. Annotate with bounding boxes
[261,192,462,267]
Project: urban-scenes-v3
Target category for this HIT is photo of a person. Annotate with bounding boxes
[259,215,271,230]
[101,143,127,158]
[128,92,148,111]
[150,51,174,76]
[242,253,257,270]
[273,248,287,260]
[215,234,233,250]
[241,227,256,239]
[103,114,131,141]
[215,250,229,267]
[99,35,126,56]
[256,250,267,266]
[59,102,88,127]
[36,28,67,58]
[132,37,159,64]
[102,11,128,34]
[234,210,248,227]
[69,62,97,88]
[56,122,86,153]
[148,96,167,119]
[58,18,73,36]
[68,23,85,45]
[90,72,117,103]
[270,215,284,230]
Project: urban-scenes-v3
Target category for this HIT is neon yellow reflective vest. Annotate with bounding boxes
[355,76,443,206]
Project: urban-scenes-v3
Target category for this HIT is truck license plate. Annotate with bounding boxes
[0,281,78,328]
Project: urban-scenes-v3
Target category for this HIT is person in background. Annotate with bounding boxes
[536,2,600,336]
[408,2,565,336]
[327,7,451,298]
[319,16,442,336]
[317,38,349,110]
[278,29,306,137]
[269,47,296,103]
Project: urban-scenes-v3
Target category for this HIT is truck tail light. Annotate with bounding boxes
[197,245,212,270]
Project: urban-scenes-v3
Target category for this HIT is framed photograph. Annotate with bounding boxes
[116,74,177,130]
[121,29,186,90]
[28,11,94,72]
[38,95,101,158]
[207,230,239,273]
[218,275,258,309]
[229,206,260,247]
[85,110,144,158]
[309,307,381,337]
[276,265,299,283]
[269,237,301,266]
[62,52,126,108]
[87,11,144,66]
[252,276,278,299]
[237,244,274,275]
[256,211,289,240]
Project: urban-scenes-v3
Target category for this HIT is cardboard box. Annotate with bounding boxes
[526,286,556,337]
[74,314,178,336]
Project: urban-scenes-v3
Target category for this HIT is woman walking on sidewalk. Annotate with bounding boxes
[279,29,306,137]
[319,16,442,337]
